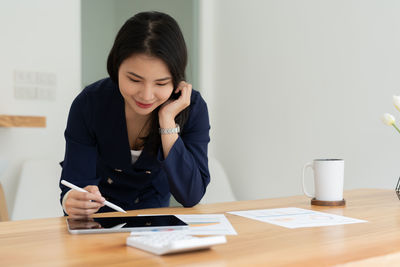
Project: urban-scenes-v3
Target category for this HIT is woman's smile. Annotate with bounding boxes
[135,100,154,109]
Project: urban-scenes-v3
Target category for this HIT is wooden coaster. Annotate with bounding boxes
[311,198,346,206]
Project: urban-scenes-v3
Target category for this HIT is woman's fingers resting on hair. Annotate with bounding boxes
[159,81,192,120]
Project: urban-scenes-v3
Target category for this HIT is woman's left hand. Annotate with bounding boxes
[159,81,192,125]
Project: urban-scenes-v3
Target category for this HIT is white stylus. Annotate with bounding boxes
[61,180,127,213]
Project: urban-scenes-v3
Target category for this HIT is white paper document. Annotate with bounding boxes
[175,214,237,235]
[138,214,237,235]
[228,207,367,229]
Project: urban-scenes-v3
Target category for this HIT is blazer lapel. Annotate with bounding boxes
[97,86,132,170]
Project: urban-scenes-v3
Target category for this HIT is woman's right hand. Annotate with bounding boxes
[64,185,105,218]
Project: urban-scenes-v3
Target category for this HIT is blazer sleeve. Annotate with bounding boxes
[59,91,98,206]
[158,94,211,207]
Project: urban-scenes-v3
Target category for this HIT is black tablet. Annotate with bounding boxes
[66,215,188,234]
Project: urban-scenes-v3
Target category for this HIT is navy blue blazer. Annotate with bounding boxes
[59,78,210,213]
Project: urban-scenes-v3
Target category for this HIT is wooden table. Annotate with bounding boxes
[1,189,400,266]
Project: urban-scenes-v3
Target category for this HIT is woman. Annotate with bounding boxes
[59,11,210,218]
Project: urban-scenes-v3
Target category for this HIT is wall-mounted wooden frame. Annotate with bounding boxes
[0,115,46,128]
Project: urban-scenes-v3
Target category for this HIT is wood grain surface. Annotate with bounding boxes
[0,189,399,266]
[0,115,46,127]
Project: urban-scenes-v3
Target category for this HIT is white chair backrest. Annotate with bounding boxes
[0,160,9,221]
[12,159,63,220]
[201,157,236,204]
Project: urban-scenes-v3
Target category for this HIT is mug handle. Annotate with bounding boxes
[302,162,314,198]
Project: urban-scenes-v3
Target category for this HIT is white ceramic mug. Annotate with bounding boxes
[302,159,344,201]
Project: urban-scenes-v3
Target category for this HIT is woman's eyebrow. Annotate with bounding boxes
[127,71,171,82]
[155,77,171,82]
[127,71,143,79]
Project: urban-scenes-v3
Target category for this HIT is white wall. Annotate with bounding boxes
[200,0,400,200]
[0,0,81,216]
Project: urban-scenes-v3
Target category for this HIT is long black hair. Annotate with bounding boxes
[107,11,189,155]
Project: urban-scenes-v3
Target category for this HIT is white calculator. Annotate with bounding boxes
[126,231,227,255]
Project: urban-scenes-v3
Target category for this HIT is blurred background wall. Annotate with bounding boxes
[201,0,400,200]
[0,0,81,218]
[1,0,400,220]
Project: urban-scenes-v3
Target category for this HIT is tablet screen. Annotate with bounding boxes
[66,215,188,234]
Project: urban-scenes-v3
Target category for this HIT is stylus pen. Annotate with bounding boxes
[61,180,127,213]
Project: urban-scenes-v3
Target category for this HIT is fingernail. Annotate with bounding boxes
[101,197,105,202]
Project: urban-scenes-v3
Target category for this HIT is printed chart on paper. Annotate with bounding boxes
[228,207,367,229]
